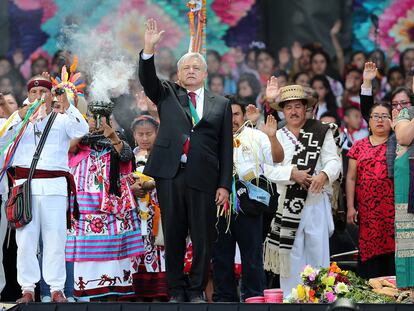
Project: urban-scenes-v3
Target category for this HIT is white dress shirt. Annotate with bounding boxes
[11,105,89,195]
[234,127,273,180]
[264,126,341,205]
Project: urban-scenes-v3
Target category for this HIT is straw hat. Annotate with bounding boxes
[269,84,317,111]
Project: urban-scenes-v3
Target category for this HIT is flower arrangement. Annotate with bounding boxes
[289,262,395,304]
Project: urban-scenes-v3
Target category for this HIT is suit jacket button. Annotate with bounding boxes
[191,129,194,132]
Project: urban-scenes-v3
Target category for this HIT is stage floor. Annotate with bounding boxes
[7,302,414,311]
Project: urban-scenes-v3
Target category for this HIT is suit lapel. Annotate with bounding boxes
[177,88,192,124]
[201,90,215,123]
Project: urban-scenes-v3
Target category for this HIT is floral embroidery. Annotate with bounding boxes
[85,215,108,235]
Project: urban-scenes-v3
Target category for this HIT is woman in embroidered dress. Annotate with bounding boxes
[130,115,169,301]
[394,85,414,294]
[346,103,395,278]
[66,116,144,300]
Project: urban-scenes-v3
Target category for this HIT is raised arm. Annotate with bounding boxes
[330,20,345,77]
[360,62,377,121]
[261,115,284,163]
[138,19,167,104]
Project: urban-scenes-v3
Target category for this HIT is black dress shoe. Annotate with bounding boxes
[189,293,206,303]
[169,293,187,303]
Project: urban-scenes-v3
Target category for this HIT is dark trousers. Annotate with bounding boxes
[358,252,396,279]
[155,168,216,298]
[212,212,265,302]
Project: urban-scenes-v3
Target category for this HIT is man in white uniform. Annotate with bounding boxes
[10,75,88,303]
[263,79,341,296]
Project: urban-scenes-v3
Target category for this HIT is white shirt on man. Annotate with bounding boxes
[11,104,88,195]
[234,126,273,180]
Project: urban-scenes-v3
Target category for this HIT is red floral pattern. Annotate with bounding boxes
[347,138,395,262]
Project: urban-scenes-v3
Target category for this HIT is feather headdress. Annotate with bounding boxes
[51,56,86,107]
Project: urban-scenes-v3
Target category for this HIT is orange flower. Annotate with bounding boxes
[329,262,340,273]
[309,289,315,302]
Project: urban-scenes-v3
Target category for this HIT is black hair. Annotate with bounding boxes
[345,67,363,76]
[350,50,366,62]
[207,50,221,62]
[0,90,22,108]
[0,56,10,64]
[368,102,392,117]
[387,66,405,82]
[273,69,288,80]
[344,105,361,116]
[310,74,337,116]
[208,73,225,88]
[319,111,341,128]
[368,49,386,72]
[131,114,159,132]
[399,47,414,76]
[226,94,246,114]
[310,49,331,66]
[256,48,275,63]
[293,71,310,84]
[237,73,261,100]
[390,86,414,105]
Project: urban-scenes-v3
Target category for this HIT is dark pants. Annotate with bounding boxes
[155,168,216,298]
[358,252,396,279]
[212,212,265,302]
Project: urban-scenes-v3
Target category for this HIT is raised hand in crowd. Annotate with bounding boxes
[330,19,345,76]
[278,47,290,70]
[362,61,377,88]
[245,104,261,125]
[330,19,341,36]
[291,41,303,60]
[266,76,280,102]
[261,115,277,137]
[144,18,165,54]
[41,71,51,80]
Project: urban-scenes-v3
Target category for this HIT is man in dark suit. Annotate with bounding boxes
[138,19,233,302]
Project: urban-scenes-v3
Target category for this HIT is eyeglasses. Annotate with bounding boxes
[370,114,390,121]
[391,100,411,109]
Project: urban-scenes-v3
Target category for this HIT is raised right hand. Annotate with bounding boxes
[266,76,280,102]
[245,104,260,124]
[144,18,165,54]
[363,62,377,82]
[291,41,302,60]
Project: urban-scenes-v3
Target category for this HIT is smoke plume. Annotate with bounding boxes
[58,25,135,103]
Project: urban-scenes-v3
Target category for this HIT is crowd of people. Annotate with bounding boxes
[0,17,413,303]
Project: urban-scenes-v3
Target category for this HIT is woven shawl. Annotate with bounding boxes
[264,119,330,277]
